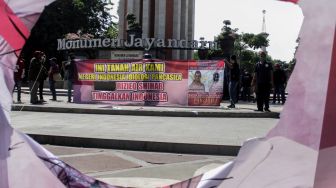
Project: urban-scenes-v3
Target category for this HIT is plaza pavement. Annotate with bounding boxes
[9,88,282,187]
[10,88,282,156]
[44,145,235,188]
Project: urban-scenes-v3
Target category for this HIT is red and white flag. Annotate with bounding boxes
[280,0,298,3]
[165,0,336,187]
[0,1,117,187]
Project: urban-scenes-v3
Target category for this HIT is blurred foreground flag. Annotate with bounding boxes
[280,0,298,3]
[166,0,336,187]
[0,1,113,188]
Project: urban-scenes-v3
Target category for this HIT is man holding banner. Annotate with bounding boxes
[225,55,240,108]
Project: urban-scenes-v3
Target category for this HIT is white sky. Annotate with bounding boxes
[111,0,303,62]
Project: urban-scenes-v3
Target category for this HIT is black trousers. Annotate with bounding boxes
[273,84,286,103]
[241,86,251,101]
[39,80,44,100]
[256,83,271,110]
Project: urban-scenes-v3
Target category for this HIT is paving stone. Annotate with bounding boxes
[60,153,141,174]
[44,145,103,156]
[121,150,207,165]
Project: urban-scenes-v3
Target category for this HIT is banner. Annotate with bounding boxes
[73,59,224,106]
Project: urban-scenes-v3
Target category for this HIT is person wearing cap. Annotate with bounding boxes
[272,63,287,104]
[48,57,60,101]
[252,51,273,112]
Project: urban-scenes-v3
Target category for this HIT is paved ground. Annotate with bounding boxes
[9,89,281,186]
[44,145,234,187]
[10,89,281,155]
[11,111,278,155]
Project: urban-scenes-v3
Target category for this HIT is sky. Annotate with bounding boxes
[111,0,303,62]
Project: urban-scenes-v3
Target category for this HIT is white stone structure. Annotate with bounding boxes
[118,0,195,60]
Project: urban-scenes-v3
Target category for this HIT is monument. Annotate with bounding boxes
[118,0,195,60]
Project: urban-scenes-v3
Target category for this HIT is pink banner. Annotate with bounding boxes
[74,59,224,106]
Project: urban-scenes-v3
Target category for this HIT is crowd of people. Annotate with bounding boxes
[13,51,76,105]
[14,51,287,111]
[225,51,288,112]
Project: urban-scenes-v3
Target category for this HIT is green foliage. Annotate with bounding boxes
[273,59,287,67]
[22,0,117,59]
[288,58,296,71]
[251,33,269,49]
[234,33,269,56]
[239,50,259,73]
[126,13,142,31]
[208,20,269,69]
[206,20,294,75]
[106,24,119,38]
[73,0,85,9]
[220,20,239,36]
[193,51,200,60]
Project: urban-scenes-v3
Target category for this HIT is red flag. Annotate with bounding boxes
[0,0,30,55]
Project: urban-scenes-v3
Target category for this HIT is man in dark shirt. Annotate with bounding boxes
[252,51,273,112]
[273,63,287,104]
[28,51,45,104]
[225,55,240,108]
[38,52,48,102]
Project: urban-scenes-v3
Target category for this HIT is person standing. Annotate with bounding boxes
[241,69,253,102]
[28,51,44,104]
[38,52,48,102]
[13,56,25,103]
[225,55,240,108]
[273,63,287,104]
[252,51,273,112]
[48,57,60,101]
[64,54,76,103]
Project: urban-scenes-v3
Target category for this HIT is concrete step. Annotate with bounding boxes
[11,104,280,118]
[29,134,241,156]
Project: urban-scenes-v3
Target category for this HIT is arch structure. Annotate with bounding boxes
[118,0,195,60]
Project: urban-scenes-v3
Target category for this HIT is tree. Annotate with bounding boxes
[239,50,259,73]
[273,59,287,67]
[234,33,269,57]
[126,13,142,41]
[208,20,269,59]
[204,20,271,74]
[207,20,239,59]
[22,0,117,60]
[126,13,141,31]
[288,58,296,78]
[106,24,119,39]
[217,20,239,58]
[193,51,200,60]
